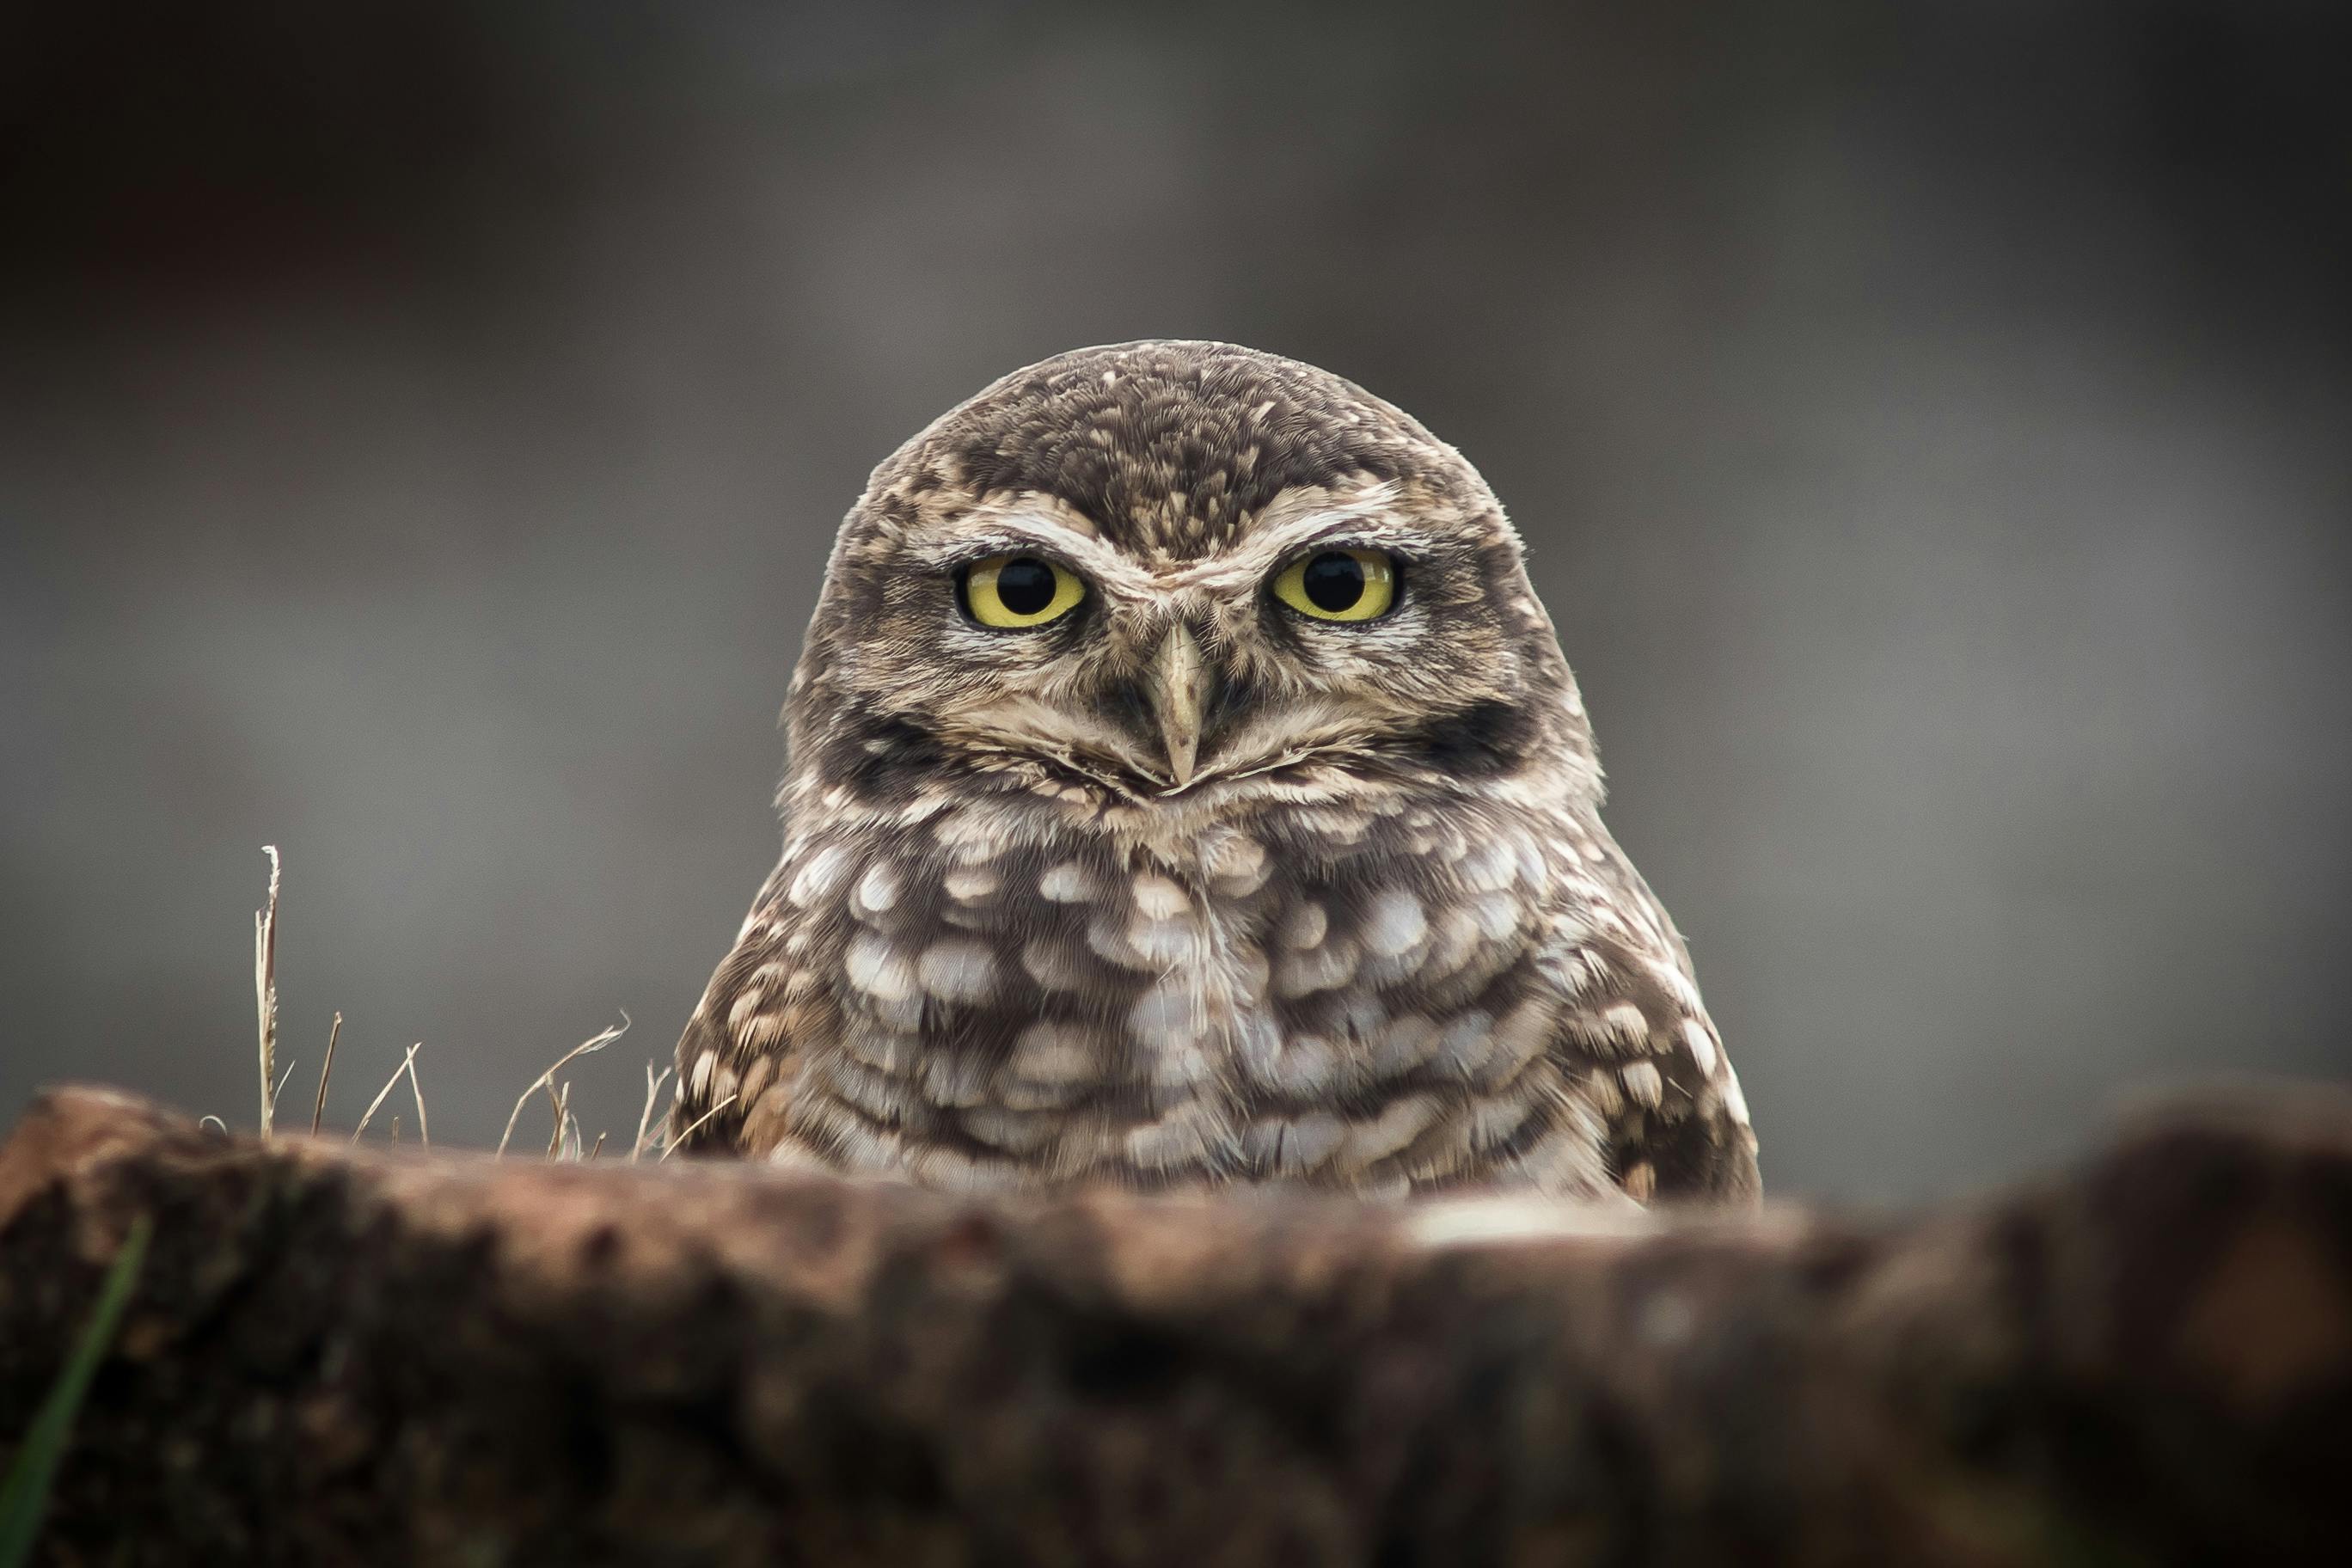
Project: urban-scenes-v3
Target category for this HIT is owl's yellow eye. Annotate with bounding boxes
[1271,548,1397,622]
[963,554,1087,628]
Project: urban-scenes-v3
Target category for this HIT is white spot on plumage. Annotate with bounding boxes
[1362,889,1428,959]
[1367,1012,1439,1075]
[1201,832,1267,895]
[843,1028,920,1075]
[1583,1069,1625,1118]
[943,864,1000,902]
[917,939,996,1003]
[1485,1000,1550,1081]
[1602,1001,1650,1044]
[1086,915,1155,971]
[726,989,768,1032]
[852,861,901,919]
[909,1144,1018,1194]
[1128,982,1201,1050]
[1039,861,1092,902]
[1242,1112,1344,1173]
[1682,1018,1718,1077]
[1620,1060,1664,1108]
[1124,1104,1226,1173]
[960,1104,1058,1155]
[1130,873,1190,921]
[1020,938,1087,994]
[1459,839,1517,893]
[1009,1021,1095,1083]
[1513,834,1548,885]
[921,1049,991,1108]
[826,1057,905,1124]
[1274,940,1359,999]
[1235,943,1271,1000]
[1342,1093,1440,1168]
[738,1055,775,1105]
[1664,975,1712,1030]
[1125,910,1203,967]
[1149,1038,1215,1089]
[1281,901,1328,950]
[787,842,853,907]
[844,933,916,1002]
[1261,1033,1342,1097]
[1431,1011,1494,1076]
[1721,1068,1752,1126]
[1467,1086,1540,1151]
[1420,909,1486,979]
[1470,892,1519,943]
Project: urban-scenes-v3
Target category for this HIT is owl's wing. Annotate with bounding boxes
[667,862,798,1158]
[1543,830,1761,1205]
[666,1010,738,1155]
[1584,1009,1761,1204]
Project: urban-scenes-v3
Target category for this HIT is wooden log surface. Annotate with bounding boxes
[2,1083,2349,1565]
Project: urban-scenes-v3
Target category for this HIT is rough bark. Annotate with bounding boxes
[2,1084,2349,1567]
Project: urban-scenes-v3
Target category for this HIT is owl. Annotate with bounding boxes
[670,340,1758,1204]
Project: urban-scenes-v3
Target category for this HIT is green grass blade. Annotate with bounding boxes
[0,1217,152,1568]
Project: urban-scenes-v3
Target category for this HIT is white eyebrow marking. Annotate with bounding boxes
[908,497,1158,595]
[910,478,1418,600]
[1166,491,1413,593]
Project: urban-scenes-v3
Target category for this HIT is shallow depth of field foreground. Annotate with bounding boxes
[3,1079,2349,1564]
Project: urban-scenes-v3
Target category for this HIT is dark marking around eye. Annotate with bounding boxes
[1301,552,1366,613]
[1408,701,1536,776]
[824,712,946,800]
[995,558,1057,617]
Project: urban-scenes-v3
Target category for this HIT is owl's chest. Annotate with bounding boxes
[754,784,1669,1190]
[797,791,1564,1117]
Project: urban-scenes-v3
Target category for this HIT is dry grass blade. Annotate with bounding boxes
[310,1011,342,1137]
[546,1081,573,1159]
[254,846,282,1140]
[660,1093,736,1162]
[404,1044,430,1146]
[631,1063,672,1163]
[497,1015,628,1159]
[351,1043,420,1143]
[587,1131,609,1161]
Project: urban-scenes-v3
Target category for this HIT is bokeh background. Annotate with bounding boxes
[4,0,2346,1203]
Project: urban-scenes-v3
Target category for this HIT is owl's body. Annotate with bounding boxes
[672,341,1757,1204]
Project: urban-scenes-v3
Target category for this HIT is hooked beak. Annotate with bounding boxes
[1149,624,1209,788]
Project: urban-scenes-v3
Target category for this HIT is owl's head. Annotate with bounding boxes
[787,341,1598,812]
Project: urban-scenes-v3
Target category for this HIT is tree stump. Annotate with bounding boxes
[3,1083,2348,1565]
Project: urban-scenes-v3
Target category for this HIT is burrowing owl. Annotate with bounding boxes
[671,341,1758,1204]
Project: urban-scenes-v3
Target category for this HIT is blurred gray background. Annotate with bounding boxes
[3,0,2346,1203]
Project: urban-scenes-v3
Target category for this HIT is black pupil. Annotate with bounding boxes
[1301,552,1367,613]
[995,558,1057,616]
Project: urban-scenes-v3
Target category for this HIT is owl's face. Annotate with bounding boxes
[793,342,1595,813]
